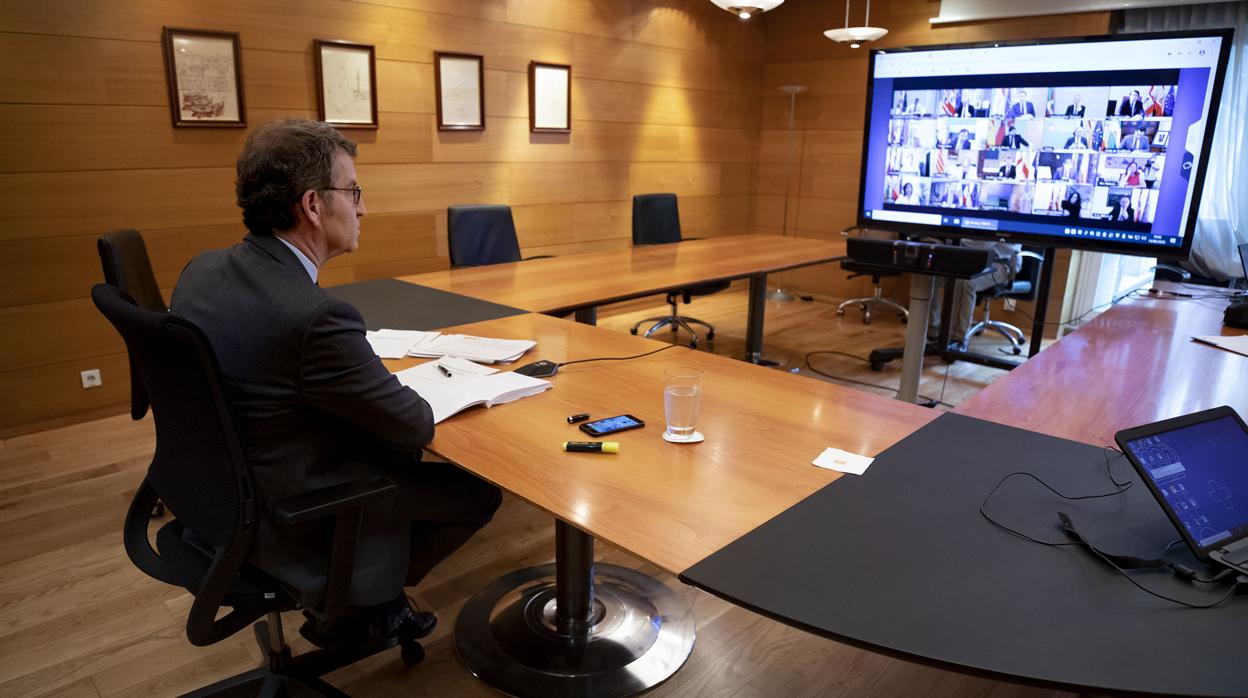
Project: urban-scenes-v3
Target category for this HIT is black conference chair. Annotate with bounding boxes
[628,193,728,348]
[91,283,423,697]
[447,204,552,267]
[97,229,166,420]
[962,248,1044,355]
[835,266,908,324]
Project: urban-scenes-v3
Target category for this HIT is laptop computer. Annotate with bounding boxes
[1116,406,1248,575]
[1239,243,1248,288]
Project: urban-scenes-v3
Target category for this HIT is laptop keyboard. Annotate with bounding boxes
[1220,547,1248,565]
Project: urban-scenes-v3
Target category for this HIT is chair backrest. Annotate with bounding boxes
[1010,247,1046,302]
[97,229,166,419]
[447,204,523,267]
[93,283,263,645]
[92,283,249,549]
[632,193,682,245]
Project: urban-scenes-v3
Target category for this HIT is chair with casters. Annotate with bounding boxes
[447,204,553,267]
[627,193,729,348]
[91,283,425,698]
[835,264,908,325]
[962,248,1044,355]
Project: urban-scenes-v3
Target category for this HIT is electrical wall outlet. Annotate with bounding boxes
[1004,298,1017,312]
[80,369,102,389]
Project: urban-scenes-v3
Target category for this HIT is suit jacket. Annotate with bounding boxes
[1064,105,1086,117]
[1121,132,1150,150]
[1001,133,1028,149]
[1064,136,1089,149]
[171,233,435,606]
[1008,101,1036,118]
[1119,99,1144,116]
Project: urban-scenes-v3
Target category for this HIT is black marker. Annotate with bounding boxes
[567,413,590,424]
[563,441,619,453]
[438,365,453,378]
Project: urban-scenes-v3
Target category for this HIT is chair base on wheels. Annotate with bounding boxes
[630,314,714,348]
[185,613,424,698]
[962,298,1025,355]
[963,319,1025,355]
[836,292,909,325]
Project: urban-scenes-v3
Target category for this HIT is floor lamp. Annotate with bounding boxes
[767,84,807,302]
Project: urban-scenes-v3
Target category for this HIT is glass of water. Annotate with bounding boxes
[663,367,703,440]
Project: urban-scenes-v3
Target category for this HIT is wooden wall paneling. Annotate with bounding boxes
[0,0,765,434]
[0,299,125,374]
[374,59,435,114]
[508,161,631,205]
[0,106,316,174]
[431,116,572,163]
[0,353,132,432]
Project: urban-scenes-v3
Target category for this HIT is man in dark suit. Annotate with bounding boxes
[1001,126,1029,149]
[1063,128,1089,149]
[1108,195,1136,222]
[1118,90,1144,116]
[1064,94,1086,117]
[1120,125,1151,151]
[950,128,973,154]
[171,118,501,647]
[1008,90,1036,118]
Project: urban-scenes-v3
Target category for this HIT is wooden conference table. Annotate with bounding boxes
[381,311,933,697]
[400,234,845,363]
[957,286,1248,444]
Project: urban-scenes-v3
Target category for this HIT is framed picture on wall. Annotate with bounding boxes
[315,40,378,128]
[434,51,485,131]
[529,62,571,133]
[161,27,246,127]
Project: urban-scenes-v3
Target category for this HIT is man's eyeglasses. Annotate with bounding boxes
[323,186,363,205]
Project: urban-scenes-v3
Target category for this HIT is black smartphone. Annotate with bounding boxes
[579,414,645,437]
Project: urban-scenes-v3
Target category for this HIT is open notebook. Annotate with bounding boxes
[395,362,552,423]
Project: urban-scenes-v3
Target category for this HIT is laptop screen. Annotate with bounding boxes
[1238,242,1248,280]
[1124,415,1248,550]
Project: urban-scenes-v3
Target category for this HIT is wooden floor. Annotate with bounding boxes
[0,287,1070,697]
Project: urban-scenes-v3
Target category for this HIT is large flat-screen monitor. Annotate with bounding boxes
[858,30,1232,258]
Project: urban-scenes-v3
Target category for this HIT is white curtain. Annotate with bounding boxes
[1122,2,1248,282]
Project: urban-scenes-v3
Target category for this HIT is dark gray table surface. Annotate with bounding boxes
[325,278,525,331]
[681,413,1247,697]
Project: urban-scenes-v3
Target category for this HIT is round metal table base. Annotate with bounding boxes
[454,562,695,697]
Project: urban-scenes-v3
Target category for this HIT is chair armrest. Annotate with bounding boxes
[1018,251,1045,262]
[271,477,398,526]
[521,255,555,261]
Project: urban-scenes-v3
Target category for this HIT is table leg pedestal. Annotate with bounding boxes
[454,521,695,697]
[897,273,935,404]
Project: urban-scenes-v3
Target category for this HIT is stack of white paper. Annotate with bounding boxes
[395,365,552,423]
[394,356,498,386]
[406,334,536,364]
[365,329,440,359]
[1193,334,1248,358]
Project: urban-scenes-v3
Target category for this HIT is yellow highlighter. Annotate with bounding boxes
[562,441,619,453]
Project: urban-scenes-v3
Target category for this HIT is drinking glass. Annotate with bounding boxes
[663,367,703,439]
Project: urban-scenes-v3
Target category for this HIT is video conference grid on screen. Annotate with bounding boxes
[884,83,1173,228]
[860,34,1226,252]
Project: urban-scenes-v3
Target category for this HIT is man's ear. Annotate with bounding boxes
[298,189,322,228]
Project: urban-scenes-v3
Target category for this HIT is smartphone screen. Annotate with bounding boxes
[580,414,644,436]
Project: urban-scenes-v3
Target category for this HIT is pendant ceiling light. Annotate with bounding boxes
[823,0,888,48]
[710,0,783,20]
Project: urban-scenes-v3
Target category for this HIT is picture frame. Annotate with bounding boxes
[315,39,378,129]
[161,27,246,128]
[529,61,571,133]
[434,51,485,131]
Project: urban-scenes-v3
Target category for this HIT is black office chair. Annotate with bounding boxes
[447,204,553,267]
[963,248,1044,355]
[835,265,908,324]
[97,229,166,420]
[628,193,729,348]
[91,283,423,697]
